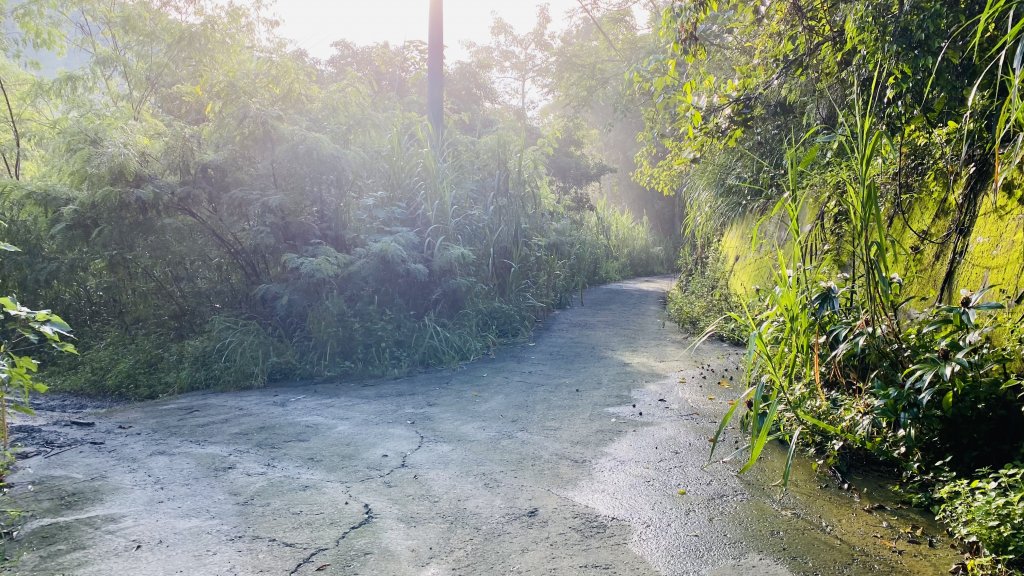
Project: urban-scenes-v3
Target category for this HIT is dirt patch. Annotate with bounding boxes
[26,394,121,415]
[0,277,958,575]
[5,395,122,461]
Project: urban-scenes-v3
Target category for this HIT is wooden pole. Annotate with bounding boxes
[427,0,444,145]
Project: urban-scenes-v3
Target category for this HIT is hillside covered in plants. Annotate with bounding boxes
[0,0,669,399]
[642,1,1024,573]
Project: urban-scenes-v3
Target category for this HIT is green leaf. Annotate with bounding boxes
[942,390,954,414]
[33,318,73,339]
[782,426,803,490]
[741,391,781,474]
[13,354,39,372]
[52,341,78,355]
[793,410,841,435]
[942,363,954,381]
[709,385,755,463]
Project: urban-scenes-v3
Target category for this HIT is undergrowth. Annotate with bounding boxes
[45,172,666,400]
[665,243,745,344]
[684,109,1024,573]
[0,2,669,401]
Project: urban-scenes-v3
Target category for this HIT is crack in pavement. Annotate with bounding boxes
[283,430,425,574]
[381,430,425,480]
[288,502,374,575]
[353,428,426,484]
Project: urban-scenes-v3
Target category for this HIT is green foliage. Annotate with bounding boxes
[637,1,1024,565]
[937,465,1024,574]
[704,134,836,487]
[50,320,292,399]
[665,243,744,343]
[0,0,668,399]
[702,114,1024,480]
[467,3,555,123]
[0,294,75,409]
[894,292,1024,472]
[0,241,75,478]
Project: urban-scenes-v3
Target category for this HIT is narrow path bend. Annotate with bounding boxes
[5,277,954,575]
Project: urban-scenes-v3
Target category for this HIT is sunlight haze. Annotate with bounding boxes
[271,0,580,60]
[4,0,1021,573]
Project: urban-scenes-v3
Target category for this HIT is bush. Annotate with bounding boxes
[937,465,1024,574]
[50,318,300,400]
[665,242,745,343]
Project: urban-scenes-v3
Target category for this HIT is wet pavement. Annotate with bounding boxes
[2,277,957,575]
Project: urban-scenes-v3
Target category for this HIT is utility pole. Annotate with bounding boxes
[427,0,444,146]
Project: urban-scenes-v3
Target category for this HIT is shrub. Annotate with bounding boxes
[937,465,1024,574]
[666,242,745,343]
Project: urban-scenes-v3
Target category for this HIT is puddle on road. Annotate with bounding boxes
[670,349,960,575]
[731,442,960,576]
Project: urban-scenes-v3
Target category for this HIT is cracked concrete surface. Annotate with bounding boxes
[2,277,957,575]
[289,503,374,575]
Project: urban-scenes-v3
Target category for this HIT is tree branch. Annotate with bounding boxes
[575,0,624,60]
[0,75,22,181]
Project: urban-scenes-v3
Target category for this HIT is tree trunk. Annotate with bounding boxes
[427,0,444,145]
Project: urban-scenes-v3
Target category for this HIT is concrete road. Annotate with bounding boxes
[3,277,955,575]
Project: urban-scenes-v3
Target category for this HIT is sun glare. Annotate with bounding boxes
[271,0,578,60]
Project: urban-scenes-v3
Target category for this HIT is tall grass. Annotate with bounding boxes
[705,131,829,486]
[706,80,906,487]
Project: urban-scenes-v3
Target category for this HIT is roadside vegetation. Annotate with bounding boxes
[640,1,1024,573]
[0,1,669,404]
[2,0,1022,572]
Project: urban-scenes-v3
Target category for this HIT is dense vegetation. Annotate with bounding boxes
[2,0,1022,571]
[639,0,1024,572]
[0,0,668,402]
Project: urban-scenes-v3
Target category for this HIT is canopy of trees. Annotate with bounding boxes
[0,0,668,398]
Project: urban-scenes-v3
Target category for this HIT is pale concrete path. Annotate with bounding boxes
[4,277,954,575]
